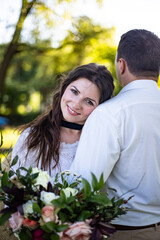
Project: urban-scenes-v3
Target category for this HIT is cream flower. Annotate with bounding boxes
[23,200,34,217]
[32,167,50,189]
[62,187,78,198]
[40,191,59,205]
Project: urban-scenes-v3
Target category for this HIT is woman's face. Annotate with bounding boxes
[61,78,100,124]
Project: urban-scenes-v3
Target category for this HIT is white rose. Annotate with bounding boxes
[40,191,59,205]
[23,200,34,217]
[62,187,78,198]
[32,168,50,189]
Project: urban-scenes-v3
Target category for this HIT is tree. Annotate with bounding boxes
[0,0,37,97]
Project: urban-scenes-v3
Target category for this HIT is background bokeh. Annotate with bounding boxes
[0,0,160,158]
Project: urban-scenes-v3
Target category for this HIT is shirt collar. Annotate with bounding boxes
[119,79,158,95]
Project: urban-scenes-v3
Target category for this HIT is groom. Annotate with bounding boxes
[70,29,160,240]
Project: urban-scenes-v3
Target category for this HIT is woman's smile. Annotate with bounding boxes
[67,105,80,116]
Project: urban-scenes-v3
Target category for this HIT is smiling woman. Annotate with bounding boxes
[10,63,114,181]
[61,78,100,125]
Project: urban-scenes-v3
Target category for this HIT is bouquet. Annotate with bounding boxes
[0,154,130,240]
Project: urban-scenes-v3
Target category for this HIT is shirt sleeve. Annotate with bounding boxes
[69,106,120,183]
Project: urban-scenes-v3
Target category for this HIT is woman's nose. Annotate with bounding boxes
[72,99,81,109]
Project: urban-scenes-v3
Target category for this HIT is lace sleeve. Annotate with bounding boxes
[11,129,30,172]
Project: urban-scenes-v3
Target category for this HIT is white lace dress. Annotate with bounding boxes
[11,129,79,182]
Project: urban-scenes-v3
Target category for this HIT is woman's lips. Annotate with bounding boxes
[67,105,79,116]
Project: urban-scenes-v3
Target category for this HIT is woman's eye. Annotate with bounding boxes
[86,99,94,106]
[71,89,78,95]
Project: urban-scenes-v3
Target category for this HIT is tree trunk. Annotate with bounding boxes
[0,0,37,98]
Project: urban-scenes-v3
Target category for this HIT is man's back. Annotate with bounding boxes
[103,80,160,226]
[70,79,160,226]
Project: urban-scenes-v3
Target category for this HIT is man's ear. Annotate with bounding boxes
[119,58,126,75]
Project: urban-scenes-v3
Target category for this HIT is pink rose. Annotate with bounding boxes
[41,206,58,223]
[32,229,45,240]
[9,211,24,232]
[60,221,92,240]
[23,218,39,230]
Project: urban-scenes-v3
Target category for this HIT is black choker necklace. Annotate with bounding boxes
[61,120,84,130]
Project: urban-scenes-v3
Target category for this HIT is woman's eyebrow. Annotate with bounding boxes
[86,97,98,104]
[71,86,80,93]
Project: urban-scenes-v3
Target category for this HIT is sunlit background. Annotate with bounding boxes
[0,0,160,158]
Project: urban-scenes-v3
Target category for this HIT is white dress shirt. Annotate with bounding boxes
[70,80,160,226]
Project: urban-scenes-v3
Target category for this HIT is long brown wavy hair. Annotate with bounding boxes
[19,63,114,172]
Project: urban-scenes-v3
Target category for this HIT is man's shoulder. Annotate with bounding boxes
[97,93,124,112]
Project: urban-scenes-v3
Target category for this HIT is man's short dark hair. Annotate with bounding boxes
[117,29,160,78]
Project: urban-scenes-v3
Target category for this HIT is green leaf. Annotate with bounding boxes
[50,233,59,240]
[58,211,67,222]
[11,155,18,167]
[56,224,68,232]
[19,167,28,172]
[30,172,39,180]
[0,132,3,147]
[33,202,41,214]
[98,173,104,189]
[0,196,5,201]
[28,167,33,174]
[78,210,92,220]
[61,174,68,188]
[41,221,57,233]
[60,189,66,200]
[9,170,15,178]
[91,173,98,191]
[91,173,104,191]
[88,194,112,207]
[1,172,9,188]
[7,147,12,155]
[19,229,32,240]
[82,178,91,197]
[0,213,11,226]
